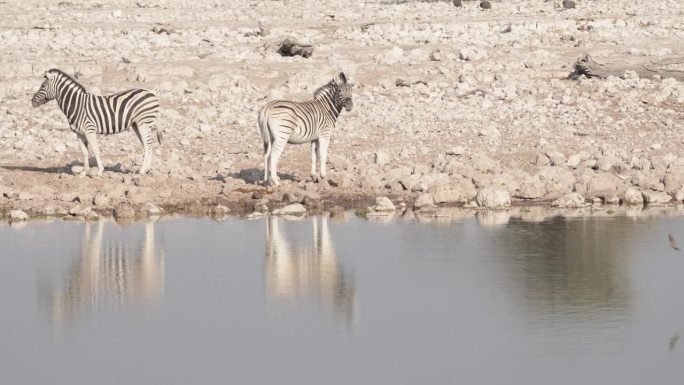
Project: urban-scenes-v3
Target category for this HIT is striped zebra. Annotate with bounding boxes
[31,68,162,176]
[258,72,353,186]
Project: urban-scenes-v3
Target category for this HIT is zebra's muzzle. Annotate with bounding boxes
[344,100,353,111]
[31,95,45,107]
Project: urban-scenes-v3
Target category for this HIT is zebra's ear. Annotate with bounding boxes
[44,71,55,80]
[338,72,347,84]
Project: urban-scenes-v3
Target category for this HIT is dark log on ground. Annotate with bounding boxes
[571,54,684,81]
[277,37,313,58]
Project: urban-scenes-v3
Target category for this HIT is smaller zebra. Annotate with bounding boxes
[258,72,353,186]
[31,69,162,176]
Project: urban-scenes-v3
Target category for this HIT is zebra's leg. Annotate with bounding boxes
[84,130,104,176]
[76,134,90,176]
[135,122,155,174]
[268,138,287,186]
[310,140,319,182]
[263,139,272,184]
[319,136,330,180]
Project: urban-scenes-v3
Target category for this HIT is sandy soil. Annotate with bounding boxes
[0,0,683,220]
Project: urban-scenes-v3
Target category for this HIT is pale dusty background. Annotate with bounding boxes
[0,0,683,216]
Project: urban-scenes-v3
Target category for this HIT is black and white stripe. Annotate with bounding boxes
[258,72,353,186]
[31,68,162,175]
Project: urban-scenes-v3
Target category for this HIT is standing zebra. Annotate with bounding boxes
[31,69,162,176]
[258,72,353,186]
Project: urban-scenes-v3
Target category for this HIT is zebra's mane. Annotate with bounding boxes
[48,68,87,92]
[313,80,338,101]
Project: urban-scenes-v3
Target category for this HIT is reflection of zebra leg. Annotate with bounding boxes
[266,216,298,299]
[143,221,155,263]
[82,221,104,282]
[316,217,336,273]
[141,220,164,300]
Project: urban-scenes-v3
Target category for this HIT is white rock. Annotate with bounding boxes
[273,203,306,215]
[596,156,617,171]
[642,190,672,205]
[551,193,586,208]
[432,184,476,204]
[143,202,164,216]
[459,47,487,61]
[114,203,136,219]
[475,187,511,208]
[373,150,390,166]
[9,209,29,221]
[92,193,110,206]
[373,196,396,212]
[446,146,465,156]
[414,193,435,209]
[624,187,644,205]
[211,205,230,215]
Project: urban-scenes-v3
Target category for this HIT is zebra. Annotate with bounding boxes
[258,72,353,186]
[31,68,162,176]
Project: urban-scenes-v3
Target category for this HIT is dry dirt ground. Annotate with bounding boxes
[0,0,683,220]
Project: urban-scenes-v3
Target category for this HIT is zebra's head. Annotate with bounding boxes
[31,70,60,107]
[334,72,353,112]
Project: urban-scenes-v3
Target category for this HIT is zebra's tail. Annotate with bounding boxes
[258,104,271,155]
[156,128,163,145]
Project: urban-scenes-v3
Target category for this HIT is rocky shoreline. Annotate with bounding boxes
[1,0,683,223]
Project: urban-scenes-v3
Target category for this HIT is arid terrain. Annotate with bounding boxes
[0,0,683,220]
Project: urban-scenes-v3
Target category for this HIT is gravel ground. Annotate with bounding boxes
[0,0,683,220]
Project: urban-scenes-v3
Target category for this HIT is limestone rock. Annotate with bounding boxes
[373,150,390,166]
[114,203,136,220]
[211,205,230,215]
[551,193,586,208]
[273,203,306,216]
[538,166,575,196]
[624,187,644,205]
[92,193,110,207]
[373,196,396,212]
[642,190,672,205]
[663,168,684,194]
[414,193,435,209]
[586,173,621,194]
[517,176,546,199]
[143,202,164,216]
[9,209,29,221]
[459,47,488,61]
[475,187,511,208]
[431,184,476,205]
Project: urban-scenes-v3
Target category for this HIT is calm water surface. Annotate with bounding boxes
[1,212,683,384]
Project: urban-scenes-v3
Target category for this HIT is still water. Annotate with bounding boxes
[1,211,683,384]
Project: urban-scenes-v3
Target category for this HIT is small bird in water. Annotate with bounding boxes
[669,233,680,250]
[670,333,680,353]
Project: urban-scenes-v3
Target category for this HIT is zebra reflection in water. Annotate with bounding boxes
[46,220,165,328]
[264,216,356,329]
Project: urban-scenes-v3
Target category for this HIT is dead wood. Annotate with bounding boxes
[571,54,684,81]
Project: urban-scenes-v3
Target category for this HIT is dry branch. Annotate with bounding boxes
[571,54,684,81]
